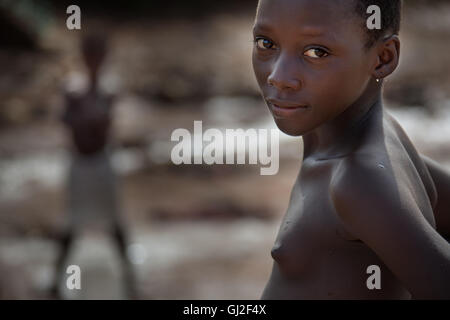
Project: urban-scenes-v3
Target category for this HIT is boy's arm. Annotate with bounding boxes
[421,154,450,238]
[331,157,450,299]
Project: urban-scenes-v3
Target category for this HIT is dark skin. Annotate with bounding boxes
[252,0,450,299]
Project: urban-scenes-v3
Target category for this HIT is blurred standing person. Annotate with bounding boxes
[53,33,136,299]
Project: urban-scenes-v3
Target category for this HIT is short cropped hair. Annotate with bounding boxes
[355,0,402,48]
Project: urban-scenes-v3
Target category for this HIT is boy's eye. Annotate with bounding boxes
[255,38,276,50]
[304,48,329,59]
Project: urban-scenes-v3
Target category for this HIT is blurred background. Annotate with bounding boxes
[0,0,450,299]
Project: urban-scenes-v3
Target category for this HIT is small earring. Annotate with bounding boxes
[376,78,380,83]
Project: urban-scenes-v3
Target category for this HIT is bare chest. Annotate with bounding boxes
[271,161,356,276]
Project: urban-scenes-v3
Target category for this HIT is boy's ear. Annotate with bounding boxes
[372,35,400,80]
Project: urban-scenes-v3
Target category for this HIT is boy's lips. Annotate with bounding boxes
[266,98,309,118]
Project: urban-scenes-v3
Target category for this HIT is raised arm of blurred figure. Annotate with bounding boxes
[422,155,450,239]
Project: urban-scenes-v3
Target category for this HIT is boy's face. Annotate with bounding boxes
[252,0,375,136]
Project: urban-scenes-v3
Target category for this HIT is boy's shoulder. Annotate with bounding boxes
[328,150,422,246]
[329,110,436,219]
[328,142,450,299]
[330,149,399,216]
[329,138,435,230]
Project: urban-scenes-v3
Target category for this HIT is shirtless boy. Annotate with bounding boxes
[252,0,450,299]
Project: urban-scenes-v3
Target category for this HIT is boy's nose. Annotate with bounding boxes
[268,76,301,91]
[267,56,302,91]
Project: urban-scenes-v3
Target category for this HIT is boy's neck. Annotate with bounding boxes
[302,90,383,161]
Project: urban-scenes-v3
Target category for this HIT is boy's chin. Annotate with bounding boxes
[273,118,310,137]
